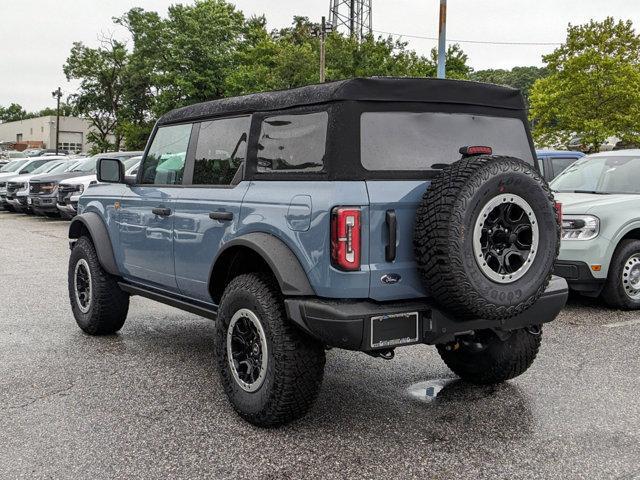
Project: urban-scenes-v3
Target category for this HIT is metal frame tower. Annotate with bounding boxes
[328,0,372,42]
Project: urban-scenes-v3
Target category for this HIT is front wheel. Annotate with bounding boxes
[437,327,542,385]
[68,236,129,335]
[601,239,640,309]
[214,273,325,427]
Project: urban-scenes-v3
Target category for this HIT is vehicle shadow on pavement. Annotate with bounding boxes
[305,361,533,441]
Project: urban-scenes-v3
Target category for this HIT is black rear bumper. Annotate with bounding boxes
[285,276,568,351]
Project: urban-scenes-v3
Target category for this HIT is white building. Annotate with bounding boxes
[0,116,111,153]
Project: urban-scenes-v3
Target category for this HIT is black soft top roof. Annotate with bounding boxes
[157,77,525,125]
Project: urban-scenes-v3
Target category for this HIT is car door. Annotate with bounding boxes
[117,123,193,291]
[173,116,251,303]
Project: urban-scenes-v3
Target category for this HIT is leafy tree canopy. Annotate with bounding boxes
[470,66,548,103]
[529,17,640,151]
[0,103,75,123]
[63,0,473,149]
[63,37,131,152]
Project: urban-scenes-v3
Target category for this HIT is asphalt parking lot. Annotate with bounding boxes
[0,211,639,480]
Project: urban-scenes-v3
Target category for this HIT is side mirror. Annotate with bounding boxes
[97,158,124,183]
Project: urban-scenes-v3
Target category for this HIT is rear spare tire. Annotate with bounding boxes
[414,155,559,320]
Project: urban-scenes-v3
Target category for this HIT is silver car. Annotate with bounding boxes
[552,149,640,308]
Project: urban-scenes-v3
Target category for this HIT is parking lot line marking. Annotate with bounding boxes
[604,318,640,328]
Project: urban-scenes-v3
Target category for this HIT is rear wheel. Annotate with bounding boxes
[437,327,542,385]
[601,239,640,309]
[68,236,129,335]
[214,273,325,427]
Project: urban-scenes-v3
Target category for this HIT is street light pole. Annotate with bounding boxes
[51,87,62,155]
[437,0,447,79]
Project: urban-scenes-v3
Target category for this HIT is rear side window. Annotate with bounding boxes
[193,116,250,185]
[257,112,327,173]
[140,124,192,185]
[361,112,533,171]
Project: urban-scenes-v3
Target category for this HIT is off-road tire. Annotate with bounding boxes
[68,236,129,335]
[414,155,559,320]
[214,273,325,427]
[601,239,640,309]
[437,327,542,384]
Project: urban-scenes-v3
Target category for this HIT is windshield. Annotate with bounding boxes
[550,155,640,194]
[72,157,98,173]
[123,156,142,169]
[61,161,81,172]
[44,161,73,174]
[32,161,63,174]
[0,159,29,173]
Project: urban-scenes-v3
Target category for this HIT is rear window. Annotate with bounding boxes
[360,112,533,171]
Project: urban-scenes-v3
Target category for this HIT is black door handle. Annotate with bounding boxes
[209,211,234,221]
[151,207,172,217]
[385,209,397,262]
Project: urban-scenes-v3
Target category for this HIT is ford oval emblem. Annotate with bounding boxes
[380,273,401,285]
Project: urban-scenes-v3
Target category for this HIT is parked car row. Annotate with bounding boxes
[0,151,142,219]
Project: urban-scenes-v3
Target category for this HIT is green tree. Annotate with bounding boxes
[470,66,548,103]
[36,103,77,117]
[118,0,244,116]
[0,103,28,122]
[63,37,131,151]
[225,16,471,95]
[529,18,640,151]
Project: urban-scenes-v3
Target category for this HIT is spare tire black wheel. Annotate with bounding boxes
[414,155,559,320]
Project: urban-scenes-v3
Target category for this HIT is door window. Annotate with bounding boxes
[193,116,250,185]
[140,124,192,185]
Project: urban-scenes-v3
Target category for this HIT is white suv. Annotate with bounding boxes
[552,149,640,308]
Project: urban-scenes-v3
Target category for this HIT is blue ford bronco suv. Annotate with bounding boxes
[67,77,568,427]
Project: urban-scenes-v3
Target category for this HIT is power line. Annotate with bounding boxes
[371,28,562,46]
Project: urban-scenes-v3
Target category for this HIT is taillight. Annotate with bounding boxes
[554,201,563,226]
[331,207,361,271]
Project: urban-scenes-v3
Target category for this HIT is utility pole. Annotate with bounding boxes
[437,0,447,79]
[349,0,355,38]
[314,17,334,82]
[51,87,62,154]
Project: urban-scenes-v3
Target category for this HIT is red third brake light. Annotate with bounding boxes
[459,145,492,157]
[331,207,361,271]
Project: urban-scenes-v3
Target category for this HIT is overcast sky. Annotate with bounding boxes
[1,0,638,111]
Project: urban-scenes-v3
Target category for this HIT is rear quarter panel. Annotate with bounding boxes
[239,181,371,298]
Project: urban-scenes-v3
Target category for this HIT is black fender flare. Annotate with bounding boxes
[68,212,119,276]
[212,232,315,297]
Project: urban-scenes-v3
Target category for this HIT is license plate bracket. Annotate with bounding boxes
[370,312,419,349]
